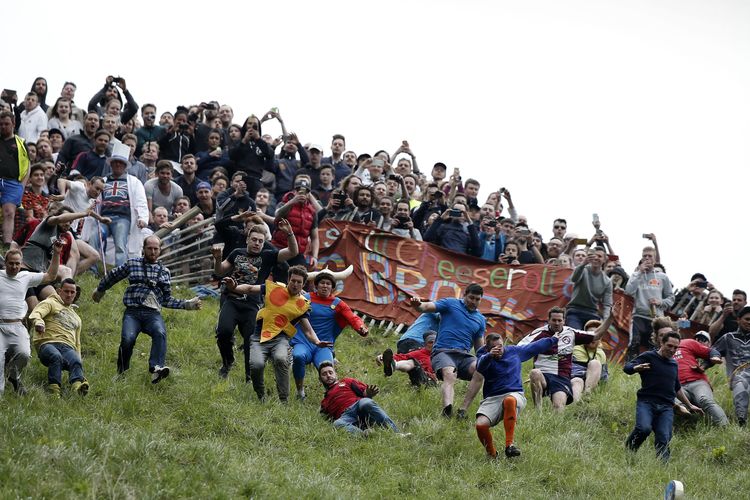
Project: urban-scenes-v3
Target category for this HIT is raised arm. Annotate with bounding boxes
[409,296,437,313]
[275,218,299,263]
[41,241,63,285]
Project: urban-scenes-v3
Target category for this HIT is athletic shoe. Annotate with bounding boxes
[9,376,27,396]
[47,383,61,398]
[71,380,90,396]
[456,409,467,420]
[442,404,453,418]
[151,365,170,384]
[739,418,747,427]
[383,349,395,377]
[407,363,430,387]
[505,444,521,458]
[218,364,231,379]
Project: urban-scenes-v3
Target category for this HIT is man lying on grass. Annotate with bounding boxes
[318,360,407,436]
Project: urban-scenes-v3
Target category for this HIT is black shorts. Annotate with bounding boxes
[543,373,573,405]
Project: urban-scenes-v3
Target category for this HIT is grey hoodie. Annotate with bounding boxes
[625,269,675,318]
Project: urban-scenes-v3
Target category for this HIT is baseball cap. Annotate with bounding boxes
[433,162,447,170]
[308,144,323,152]
[694,331,710,341]
[197,181,211,191]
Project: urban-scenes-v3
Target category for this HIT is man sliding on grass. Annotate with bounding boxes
[473,332,559,459]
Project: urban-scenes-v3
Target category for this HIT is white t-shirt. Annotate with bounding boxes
[0,271,45,318]
[64,181,93,233]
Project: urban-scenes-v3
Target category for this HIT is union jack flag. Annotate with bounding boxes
[105,180,128,198]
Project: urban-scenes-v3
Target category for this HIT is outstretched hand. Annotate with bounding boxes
[365,384,380,398]
[408,296,422,309]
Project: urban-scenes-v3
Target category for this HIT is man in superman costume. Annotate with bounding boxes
[222,265,331,402]
[291,265,369,401]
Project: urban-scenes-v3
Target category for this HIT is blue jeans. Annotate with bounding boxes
[118,307,167,373]
[92,215,131,266]
[38,342,84,385]
[626,400,674,460]
[333,398,399,434]
[565,307,601,330]
[292,342,334,381]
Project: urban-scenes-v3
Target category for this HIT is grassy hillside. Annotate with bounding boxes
[1,274,748,499]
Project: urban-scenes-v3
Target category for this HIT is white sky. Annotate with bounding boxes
[6,0,750,294]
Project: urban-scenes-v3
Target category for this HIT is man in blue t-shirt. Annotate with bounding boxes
[410,283,486,417]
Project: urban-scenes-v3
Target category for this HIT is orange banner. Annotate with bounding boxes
[316,220,633,362]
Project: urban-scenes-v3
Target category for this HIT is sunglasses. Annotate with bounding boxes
[554,225,566,230]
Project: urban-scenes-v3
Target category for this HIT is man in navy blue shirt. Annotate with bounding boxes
[474,332,558,458]
[624,330,702,461]
[410,283,486,417]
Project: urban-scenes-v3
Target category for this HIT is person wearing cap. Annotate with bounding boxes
[298,143,324,185]
[70,129,111,180]
[713,306,750,426]
[473,331,560,459]
[89,149,148,266]
[672,331,728,426]
[271,174,320,275]
[624,330,702,461]
[195,181,215,218]
[431,162,447,183]
[290,266,368,401]
[378,332,436,387]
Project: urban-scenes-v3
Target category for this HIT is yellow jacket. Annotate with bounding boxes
[256,280,310,342]
[14,135,30,181]
[29,293,82,353]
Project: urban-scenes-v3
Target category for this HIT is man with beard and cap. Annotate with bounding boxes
[290,265,368,401]
[229,115,274,198]
[713,306,750,426]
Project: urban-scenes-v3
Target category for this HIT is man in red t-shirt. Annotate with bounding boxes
[318,361,401,435]
[674,331,728,426]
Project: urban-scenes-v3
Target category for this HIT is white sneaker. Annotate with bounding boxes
[151,365,170,384]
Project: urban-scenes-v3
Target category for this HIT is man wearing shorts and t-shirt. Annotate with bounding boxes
[519,306,612,412]
[409,283,486,417]
[474,332,558,459]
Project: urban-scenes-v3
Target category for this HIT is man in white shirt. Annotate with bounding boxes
[18,92,48,143]
[0,244,61,395]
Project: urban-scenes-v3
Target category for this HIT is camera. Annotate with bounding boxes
[486,219,498,227]
[333,191,347,202]
[504,255,516,264]
[179,123,189,131]
[388,174,400,181]
[431,190,443,199]
[695,280,708,289]
[372,159,385,168]
[395,215,410,226]
[449,208,462,217]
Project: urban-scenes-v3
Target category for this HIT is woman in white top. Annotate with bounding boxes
[47,98,83,139]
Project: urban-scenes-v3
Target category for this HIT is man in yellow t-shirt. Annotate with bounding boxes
[223,265,331,402]
[571,319,609,402]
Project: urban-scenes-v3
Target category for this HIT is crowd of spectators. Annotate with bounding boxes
[0,76,744,335]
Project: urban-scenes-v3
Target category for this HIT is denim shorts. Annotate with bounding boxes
[0,179,23,206]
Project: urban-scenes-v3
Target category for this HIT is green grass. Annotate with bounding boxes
[1,274,748,499]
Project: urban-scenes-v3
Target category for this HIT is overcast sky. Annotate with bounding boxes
[6,0,750,294]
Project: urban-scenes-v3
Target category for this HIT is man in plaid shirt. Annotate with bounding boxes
[92,235,201,383]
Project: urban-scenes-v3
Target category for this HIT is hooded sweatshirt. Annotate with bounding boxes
[28,293,82,353]
[624,269,675,319]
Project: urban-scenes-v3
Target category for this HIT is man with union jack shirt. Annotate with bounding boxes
[519,306,612,411]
